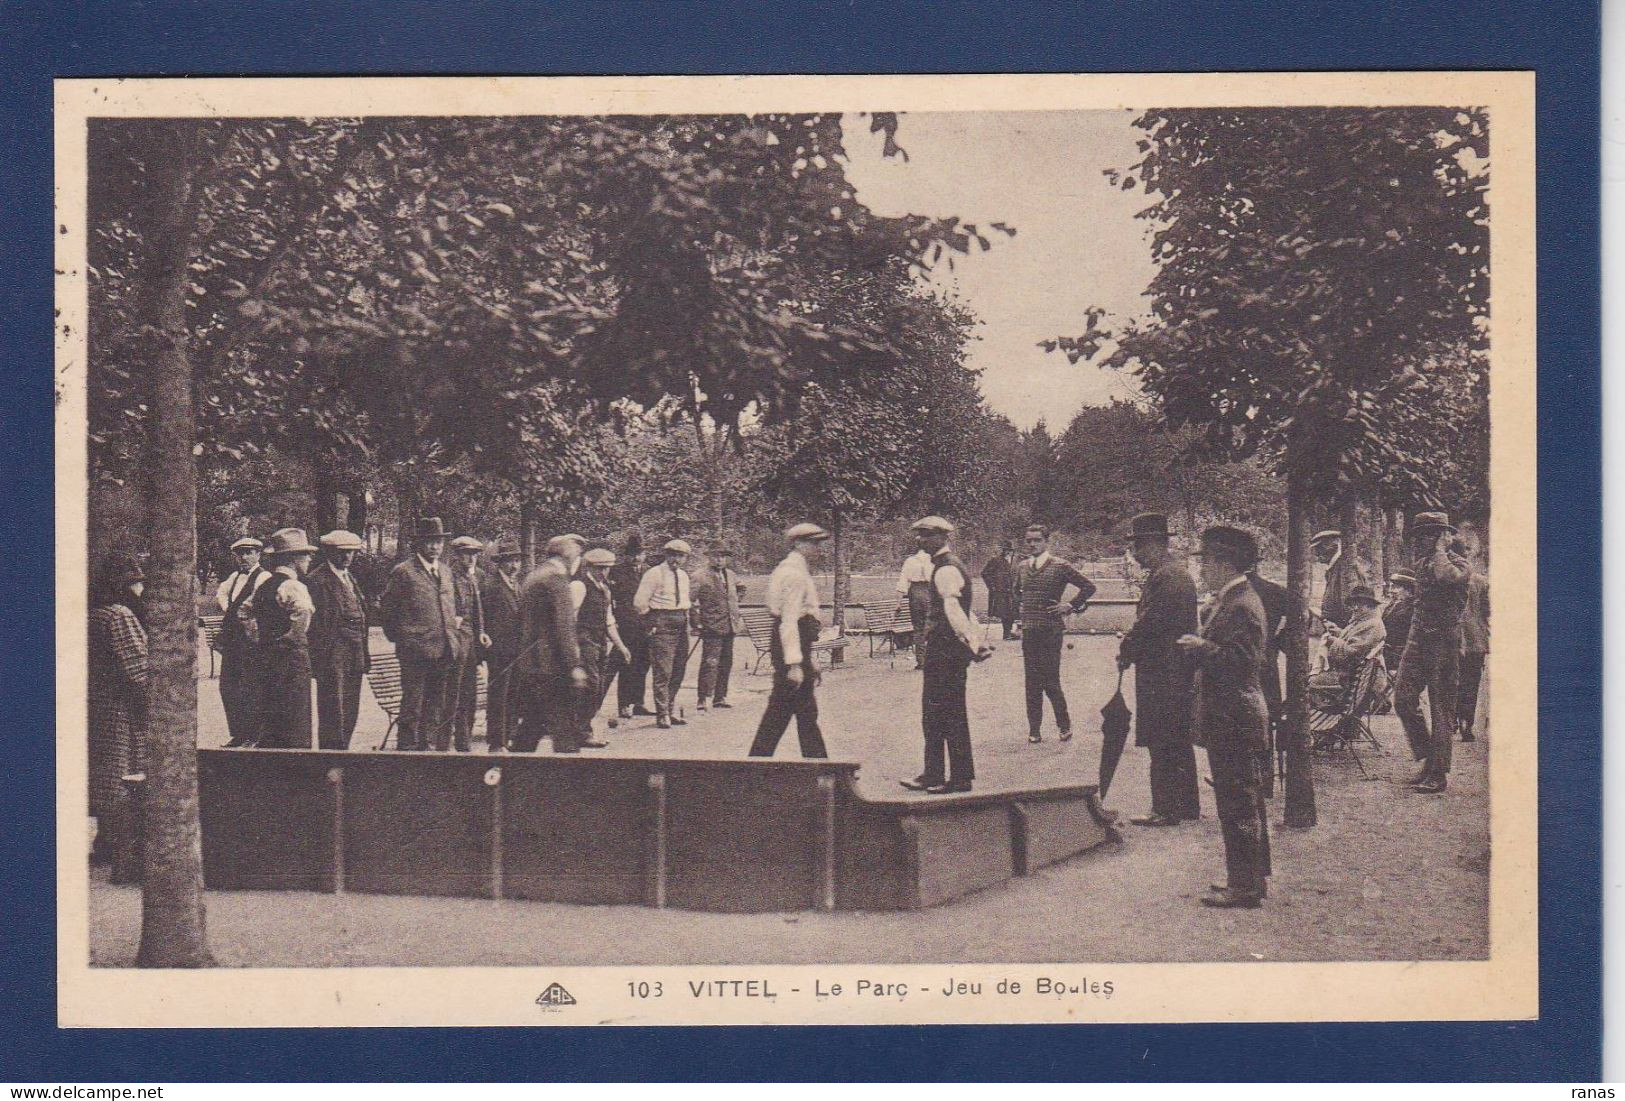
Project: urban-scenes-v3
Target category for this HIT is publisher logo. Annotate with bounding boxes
[536,982,577,1009]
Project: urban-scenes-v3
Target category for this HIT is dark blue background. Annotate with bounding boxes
[0,0,1600,1082]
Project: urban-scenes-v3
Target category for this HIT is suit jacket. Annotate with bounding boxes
[980,554,1014,595]
[1119,558,1197,747]
[518,555,581,680]
[306,564,371,673]
[379,557,459,664]
[1327,611,1386,674]
[1247,571,1288,719]
[690,565,744,636]
[1192,577,1271,754]
[480,569,523,662]
[450,566,483,656]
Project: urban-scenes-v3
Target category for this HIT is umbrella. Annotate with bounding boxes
[1098,668,1132,798]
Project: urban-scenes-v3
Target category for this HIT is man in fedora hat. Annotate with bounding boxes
[899,516,993,794]
[214,536,268,746]
[512,533,589,753]
[1177,525,1272,909]
[1118,512,1200,826]
[308,530,371,750]
[606,532,653,719]
[254,528,319,749]
[690,544,745,713]
[750,523,833,759]
[379,517,460,751]
[1310,528,1372,631]
[1394,511,1471,793]
[445,535,489,753]
[479,537,525,752]
[634,537,695,728]
[573,546,630,747]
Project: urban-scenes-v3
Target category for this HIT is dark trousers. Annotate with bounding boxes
[314,641,366,750]
[398,652,455,751]
[751,616,827,758]
[577,640,605,735]
[1148,740,1200,820]
[1020,624,1071,735]
[1209,748,1270,897]
[218,647,261,745]
[999,611,1016,639]
[512,672,581,753]
[258,642,312,749]
[646,611,690,719]
[1458,650,1486,736]
[1395,633,1460,777]
[485,654,518,752]
[921,653,974,784]
[698,632,734,704]
[434,646,473,752]
[615,626,650,711]
[595,645,624,714]
[907,583,932,666]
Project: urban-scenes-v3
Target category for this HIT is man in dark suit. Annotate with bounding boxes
[214,536,268,746]
[1246,567,1288,794]
[512,533,588,754]
[1117,512,1199,826]
[379,517,460,751]
[981,540,1018,640]
[1178,525,1272,909]
[444,535,488,752]
[478,538,524,752]
[308,529,371,750]
[605,533,652,718]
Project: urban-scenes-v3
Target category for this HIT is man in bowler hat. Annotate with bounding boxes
[379,517,460,751]
[307,529,370,750]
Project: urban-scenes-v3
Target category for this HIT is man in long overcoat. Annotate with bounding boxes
[512,534,588,753]
[379,517,460,751]
[1117,512,1199,826]
[478,538,525,752]
[981,541,1019,640]
[307,529,370,750]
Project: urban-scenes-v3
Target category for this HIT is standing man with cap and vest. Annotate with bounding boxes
[896,544,936,668]
[573,546,630,748]
[445,535,489,753]
[379,517,459,751]
[1012,523,1096,743]
[1311,528,1372,631]
[307,529,370,750]
[1177,525,1272,909]
[634,538,694,728]
[215,536,268,746]
[1118,512,1200,826]
[479,538,525,752]
[900,516,993,795]
[690,544,745,713]
[513,533,589,753]
[1394,511,1471,793]
[606,533,653,719]
[749,523,832,759]
[254,528,319,749]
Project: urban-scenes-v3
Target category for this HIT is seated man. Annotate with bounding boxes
[1324,584,1387,679]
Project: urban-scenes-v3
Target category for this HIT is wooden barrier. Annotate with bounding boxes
[197,749,1118,912]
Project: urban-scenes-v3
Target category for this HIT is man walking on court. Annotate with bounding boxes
[1012,523,1096,743]
[512,534,589,754]
[749,523,832,759]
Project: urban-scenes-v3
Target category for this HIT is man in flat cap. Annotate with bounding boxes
[900,517,992,794]
[749,524,832,759]
[1117,513,1200,826]
[572,546,630,748]
[1012,523,1096,743]
[1383,568,1417,672]
[1177,525,1271,909]
[254,528,319,749]
[512,533,589,753]
[214,536,268,746]
[308,529,370,750]
[634,538,694,728]
[479,538,525,752]
[1393,512,1471,793]
[379,517,459,751]
[690,544,745,713]
[606,533,653,719]
[1311,528,1372,631]
[444,536,489,753]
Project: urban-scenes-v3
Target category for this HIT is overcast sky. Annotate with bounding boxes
[841,110,1160,430]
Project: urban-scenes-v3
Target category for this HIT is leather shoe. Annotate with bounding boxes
[582,740,609,749]
[1210,882,1268,898]
[670,716,688,726]
[1058,728,1073,743]
[618,706,633,719]
[899,776,938,792]
[925,781,972,795]
[1130,814,1179,827]
[713,701,732,709]
[1412,778,1447,793]
[1028,732,1043,744]
[632,706,655,716]
[1201,889,1263,909]
[696,702,708,713]
[655,718,672,729]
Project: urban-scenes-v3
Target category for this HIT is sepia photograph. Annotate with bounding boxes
[54,73,1537,1027]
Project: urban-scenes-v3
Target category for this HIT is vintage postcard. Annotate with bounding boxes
[55,72,1536,1027]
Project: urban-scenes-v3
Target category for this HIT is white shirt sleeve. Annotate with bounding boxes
[570,578,587,612]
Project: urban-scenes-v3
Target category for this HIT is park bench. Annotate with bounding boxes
[199,614,224,678]
[368,648,487,750]
[851,598,914,660]
[740,608,848,675]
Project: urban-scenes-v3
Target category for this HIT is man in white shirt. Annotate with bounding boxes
[215,536,268,746]
[634,538,694,728]
[749,523,831,758]
[896,547,936,668]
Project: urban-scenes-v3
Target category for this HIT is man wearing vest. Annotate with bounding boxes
[1118,512,1200,826]
[215,536,268,746]
[606,533,653,719]
[1394,511,1471,793]
[513,534,589,753]
[307,529,371,750]
[896,547,936,668]
[1178,525,1272,909]
[379,517,460,752]
[479,538,525,752]
[1012,523,1096,743]
[749,523,831,759]
[254,528,318,749]
[690,545,745,713]
[445,535,489,753]
[900,516,993,795]
[573,546,630,748]
[634,538,694,728]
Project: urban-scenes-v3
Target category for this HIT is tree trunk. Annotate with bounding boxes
[345,483,368,536]
[136,121,213,967]
[1282,480,1317,829]
[1383,507,1405,593]
[394,473,418,561]
[830,507,849,634]
[314,469,340,536]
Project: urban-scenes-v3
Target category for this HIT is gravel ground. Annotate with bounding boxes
[90,633,1488,966]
